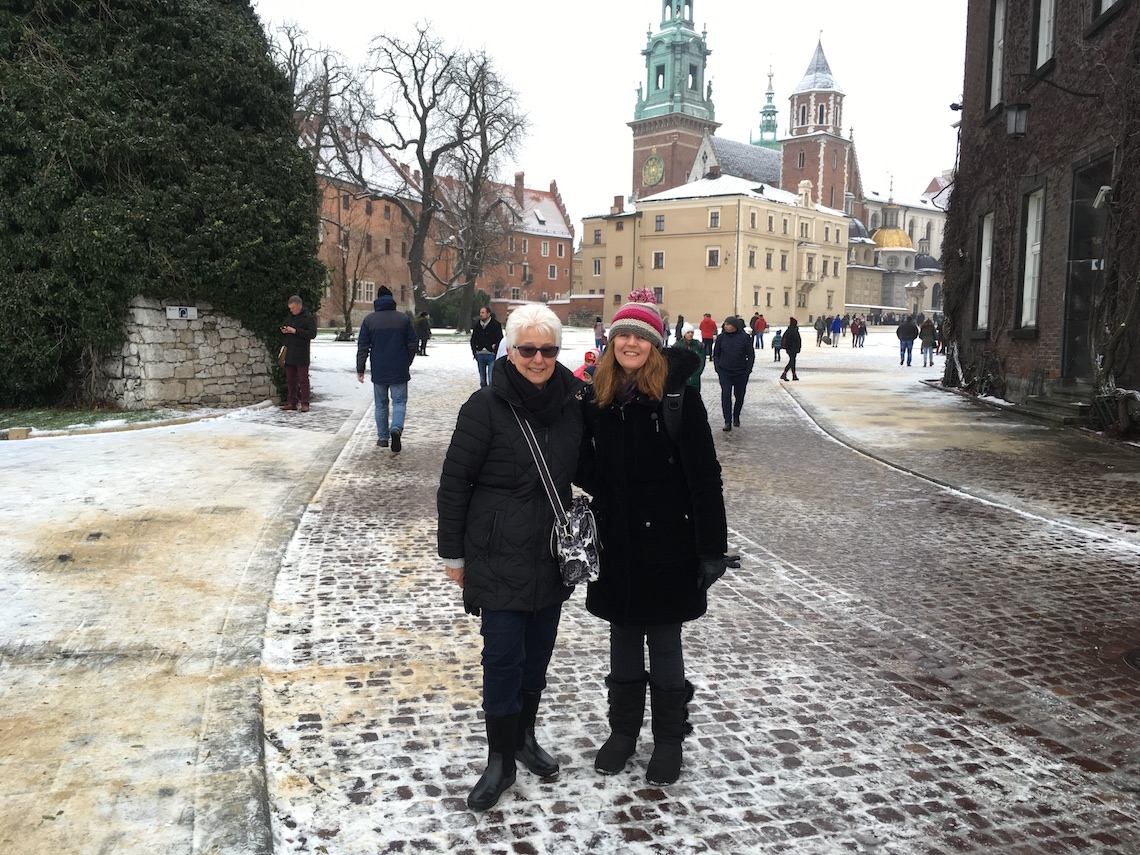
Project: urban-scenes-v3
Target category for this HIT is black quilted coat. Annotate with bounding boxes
[577,347,727,625]
[437,362,585,616]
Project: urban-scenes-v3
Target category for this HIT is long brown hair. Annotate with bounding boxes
[591,343,668,407]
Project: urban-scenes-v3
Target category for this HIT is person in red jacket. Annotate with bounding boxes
[698,313,718,363]
[752,314,768,349]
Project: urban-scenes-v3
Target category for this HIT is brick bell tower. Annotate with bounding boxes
[780,40,861,211]
[629,0,720,199]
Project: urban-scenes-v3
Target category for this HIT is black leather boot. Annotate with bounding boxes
[645,681,694,786]
[517,690,559,777]
[594,673,648,775]
[467,714,518,810]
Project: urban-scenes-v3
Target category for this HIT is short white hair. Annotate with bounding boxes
[505,304,562,348]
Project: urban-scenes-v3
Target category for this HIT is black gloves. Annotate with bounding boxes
[697,554,740,590]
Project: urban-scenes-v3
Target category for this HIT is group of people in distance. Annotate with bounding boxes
[437,295,737,811]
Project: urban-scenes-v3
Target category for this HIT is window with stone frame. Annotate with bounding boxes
[653,251,665,269]
[1019,188,1044,328]
[707,248,720,267]
[1033,0,1055,69]
[592,258,601,276]
[987,0,1006,110]
[976,212,995,329]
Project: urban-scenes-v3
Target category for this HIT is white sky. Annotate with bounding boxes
[252,0,968,231]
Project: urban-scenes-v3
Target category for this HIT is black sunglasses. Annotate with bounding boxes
[512,344,560,358]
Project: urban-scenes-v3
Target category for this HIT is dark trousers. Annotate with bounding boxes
[418,336,428,355]
[480,604,562,716]
[782,352,798,376]
[702,338,714,362]
[284,363,310,407]
[610,622,684,690]
[717,370,749,424]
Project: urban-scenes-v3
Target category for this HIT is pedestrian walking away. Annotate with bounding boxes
[830,315,842,348]
[414,312,432,356]
[674,314,685,345]
[919,317,937,368]
[814,316,826,347]
[896,315,920,367]
[437,304,586,811]
[471,306,504,389]
[779,317,802,381]
[356,286,417,451]
[771,329,783,362]
[712,316,754,431]
[279,295,317,412]
[752,313,768,349]
[699,313,718,363]
[578,293,738,787]
[594,317,605,350]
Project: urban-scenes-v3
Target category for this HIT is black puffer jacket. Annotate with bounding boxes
[577,347,727,625]
[437,362,585,615]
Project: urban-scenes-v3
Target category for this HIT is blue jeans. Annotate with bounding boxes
[476,352,496,388]
[754,332,764,349]
[899,340,914,365]
[372,381,408,440]
[480,604,562,715]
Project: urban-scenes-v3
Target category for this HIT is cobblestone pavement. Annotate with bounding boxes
[262,334,1140,855]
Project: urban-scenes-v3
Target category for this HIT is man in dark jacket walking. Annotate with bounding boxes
[357,287,417,451]
[470,306,503,388]
[896,315,920,367]
[712,316,755,431]
[779,317,802,381]
[280,295,318,412]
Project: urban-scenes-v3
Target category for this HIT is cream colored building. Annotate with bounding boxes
[578,174,848,327]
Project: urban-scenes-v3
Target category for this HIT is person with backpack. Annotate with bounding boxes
[578,295,736,787]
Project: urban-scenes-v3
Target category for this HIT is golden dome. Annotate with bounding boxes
[871,227,913,249]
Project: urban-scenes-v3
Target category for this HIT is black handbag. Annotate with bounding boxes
[510,406,600,586]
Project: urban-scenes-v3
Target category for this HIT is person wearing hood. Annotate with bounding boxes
[356,286,417,451]
[779,317,802,381]
[578,297,735,787]
[438,304,585,811]
[711,316,755,431]
[573,347,601,382]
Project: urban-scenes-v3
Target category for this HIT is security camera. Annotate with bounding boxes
[1094,185,1112,209]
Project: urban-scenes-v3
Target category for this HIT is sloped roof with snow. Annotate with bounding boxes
[641,173,845,217]
[709,137,781,184]
[794,41,844,95]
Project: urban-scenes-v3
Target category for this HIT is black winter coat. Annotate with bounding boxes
[280,309,317,366]
[712,327,754,375]
[470,317,504,355]
[781,324,802,355]
[577,347,727,625]
[437,362,586,615]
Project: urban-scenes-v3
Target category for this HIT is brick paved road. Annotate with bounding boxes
[262,336,1140,855]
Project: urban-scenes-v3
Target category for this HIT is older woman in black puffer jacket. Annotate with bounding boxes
[437,304,585,811]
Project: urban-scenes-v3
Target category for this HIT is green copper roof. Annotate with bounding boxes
[633,1,715,122]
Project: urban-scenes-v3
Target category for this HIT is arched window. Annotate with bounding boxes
[817,103,826,124]
[799,104,807,126]
[797,151,805,169]
[870,213,879,230]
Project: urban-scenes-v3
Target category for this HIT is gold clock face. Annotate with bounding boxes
[642,154,665,186]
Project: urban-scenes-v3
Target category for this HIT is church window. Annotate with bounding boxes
[689,65,698,90]
[1020,188,1044,327]
[817,104,826,124]
[592,258,602,276]
[1033,0,1055,68]
[885,207,898,228]
[977,212,994,329]
[653,251,665,269]
[908,219,915,239]
[833,152,838,170]
[870,213,879,230]
[799,105,807,126]
[655,214,665,231]
[707,248,720,267]
[830,186,836,208]
[987,0,1006,110]
[385,238,391,255]
[655,65,666,90]
[797,151,805,169]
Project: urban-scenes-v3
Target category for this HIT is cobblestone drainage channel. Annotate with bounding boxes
[1124,648,1140,674]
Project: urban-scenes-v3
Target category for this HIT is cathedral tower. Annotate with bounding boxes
[629,0,720,198]
[751,68,780,151]
[779,41,861,210]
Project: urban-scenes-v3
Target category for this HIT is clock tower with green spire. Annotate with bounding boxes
[629,0,719,198]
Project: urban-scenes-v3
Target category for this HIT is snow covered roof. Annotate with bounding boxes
[709,137,780,184]
[793,41,844,95]
[641,173,846,217]
[864,187,948,213]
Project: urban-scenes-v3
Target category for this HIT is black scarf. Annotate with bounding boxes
[503,359,569,427]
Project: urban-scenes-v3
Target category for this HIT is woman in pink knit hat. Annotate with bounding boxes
[577,294,737,786]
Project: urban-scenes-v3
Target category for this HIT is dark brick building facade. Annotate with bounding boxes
[945,0,1140,415]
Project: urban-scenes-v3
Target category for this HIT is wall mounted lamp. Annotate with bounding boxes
[1005,103,1030,137]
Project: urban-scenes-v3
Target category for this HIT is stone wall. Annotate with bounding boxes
[99,297,274,409]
